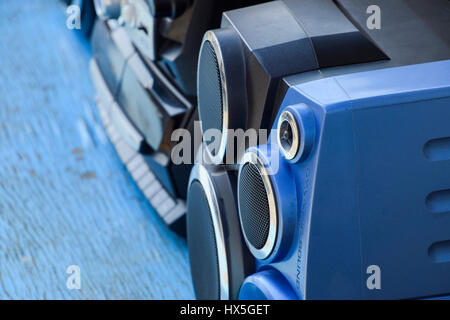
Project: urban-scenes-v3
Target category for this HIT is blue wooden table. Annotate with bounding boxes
[0,0,194,299]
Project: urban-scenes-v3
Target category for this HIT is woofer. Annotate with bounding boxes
[238,151,277,260]
[186,164,253,299]
[197,28,246,164]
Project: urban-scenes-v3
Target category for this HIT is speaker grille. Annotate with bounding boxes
[187,181,220,300]
[238,163,271,250]
[198,40,223,155]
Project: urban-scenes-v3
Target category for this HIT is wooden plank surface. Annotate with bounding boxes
[0,0,194,299]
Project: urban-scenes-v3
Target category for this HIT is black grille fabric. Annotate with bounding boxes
[187,181,220,300]
[238,163,271,250]
[198,41,223,155]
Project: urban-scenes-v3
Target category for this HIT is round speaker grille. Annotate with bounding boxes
[238,163,271,250]
[187,181,220,300]
[198,40,223,156]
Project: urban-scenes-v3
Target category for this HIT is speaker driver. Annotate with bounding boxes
[187,178,221,299]
[197,28,246,164]
[238,151,278,260]
[187,164,253,300]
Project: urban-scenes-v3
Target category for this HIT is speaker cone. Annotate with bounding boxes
[187,164,253,299]
[197,29,246,165]
[238,151,278,260]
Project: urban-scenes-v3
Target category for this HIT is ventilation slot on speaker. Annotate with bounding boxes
[424,137,450,161]
[426,189,450,214]
[429,240,450,263]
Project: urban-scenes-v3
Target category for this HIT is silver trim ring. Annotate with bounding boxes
[197,31,229,165]
[238,151,278,260]
[277,110,300,161]
[188,164,229,300]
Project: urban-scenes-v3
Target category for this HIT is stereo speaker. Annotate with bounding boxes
[187,164,254,299]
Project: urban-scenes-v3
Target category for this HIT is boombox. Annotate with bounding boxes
[187,0,450,299]
[89,0,268,235]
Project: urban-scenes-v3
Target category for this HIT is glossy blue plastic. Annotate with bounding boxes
[240,60,450,299]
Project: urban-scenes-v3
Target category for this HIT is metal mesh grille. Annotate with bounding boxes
[198,41,223,156]
[238,163,270,250]
[187,181,220,299]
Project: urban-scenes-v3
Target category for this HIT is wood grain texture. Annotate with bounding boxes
[0,0,194,299]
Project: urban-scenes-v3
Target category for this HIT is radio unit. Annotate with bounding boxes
[90,0,268,235]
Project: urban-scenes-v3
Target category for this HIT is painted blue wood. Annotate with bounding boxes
[0,0,194,299]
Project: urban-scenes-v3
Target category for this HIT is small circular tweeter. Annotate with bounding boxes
[197,29,246,165]
[277,104,316,162]
[277,110,300,161]
[238,152,278,260]
[94,0,122,20]
[187,164,253,300]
